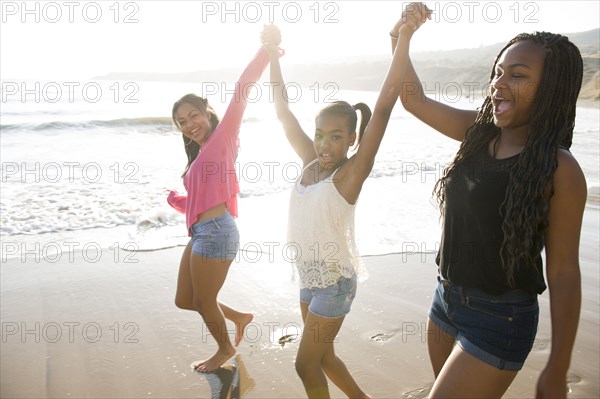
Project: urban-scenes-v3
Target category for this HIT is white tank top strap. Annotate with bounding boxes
[298,159,342,184]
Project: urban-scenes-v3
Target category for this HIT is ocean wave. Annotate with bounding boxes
[1,117,174,133]
[135,210,182,232]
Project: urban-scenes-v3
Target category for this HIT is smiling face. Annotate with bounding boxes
[313,115,356,170]
[490,40,547,135]
[174,102,213,147]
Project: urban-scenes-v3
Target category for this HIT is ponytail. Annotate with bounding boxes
[352,102,372,145]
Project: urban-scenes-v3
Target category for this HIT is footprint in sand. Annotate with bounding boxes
[531,336,550,351]
[278,334,299,348]
[402,383,433,399]
[369,332,394,342]
[567,373,582,384]
[566,373,582,394]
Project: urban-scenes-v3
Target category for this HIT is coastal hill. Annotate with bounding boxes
[97,29,599,100]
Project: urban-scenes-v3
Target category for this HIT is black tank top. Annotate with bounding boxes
[436,145,546,295]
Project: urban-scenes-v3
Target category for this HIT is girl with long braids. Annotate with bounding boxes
[262,4,430,398]
[167,27,281,373]
[391,3,586,398]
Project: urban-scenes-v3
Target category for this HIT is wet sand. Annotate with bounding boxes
[1,205,598,398]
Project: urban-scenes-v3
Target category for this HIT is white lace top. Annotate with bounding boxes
[287,160,365,289]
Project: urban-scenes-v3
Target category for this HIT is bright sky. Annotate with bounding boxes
[1,0,599,80]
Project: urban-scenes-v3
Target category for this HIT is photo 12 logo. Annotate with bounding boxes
[403,1,539,24]
[1,81,139,104]
[201,1,340,24]
[1,162,140,184]
[1,240,139,264]
[2,321,139,344]
[198,81,339,105]
[1,1,140,24]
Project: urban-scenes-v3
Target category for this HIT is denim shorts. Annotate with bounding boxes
[189,212,239,261]
[299,274,357,318]
[428,276,539,371]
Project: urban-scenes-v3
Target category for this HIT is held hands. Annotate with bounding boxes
[261,24,281,56]
[390,2,432,38]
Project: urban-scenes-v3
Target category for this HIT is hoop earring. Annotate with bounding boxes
[184,137,194,146]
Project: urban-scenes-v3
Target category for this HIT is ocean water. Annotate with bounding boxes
[1,80,598,261]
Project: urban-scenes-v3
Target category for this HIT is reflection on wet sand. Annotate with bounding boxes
[194,355,255,399]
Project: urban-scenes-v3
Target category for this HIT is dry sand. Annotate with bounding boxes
[1,205,598,398]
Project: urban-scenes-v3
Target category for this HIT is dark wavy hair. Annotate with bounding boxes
[316,101,372,148]
[433,32,583,287]
[172,94,220,177]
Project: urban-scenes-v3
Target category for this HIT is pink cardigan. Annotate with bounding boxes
[168,47,275,234]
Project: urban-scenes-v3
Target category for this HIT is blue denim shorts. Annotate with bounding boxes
[299,274,357,318]
[189,212,239,261]
[428,276,539,371]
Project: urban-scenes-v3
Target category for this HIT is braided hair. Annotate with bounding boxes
[433,32,583,287]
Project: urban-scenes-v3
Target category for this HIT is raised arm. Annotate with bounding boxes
[390,5,477,141]
[219,45,274,139]
[262,26,315,166]
[348,3,430,183]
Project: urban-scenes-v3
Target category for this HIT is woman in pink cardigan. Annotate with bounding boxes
[167,29,280,373]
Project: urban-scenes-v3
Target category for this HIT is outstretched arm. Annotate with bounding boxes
[390,4,477,141]
[263,26,316,166]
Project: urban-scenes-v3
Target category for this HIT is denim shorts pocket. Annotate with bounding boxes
[305,275,357,319]
[464,295,516,322]
[341,275,357,300]
[192,227,215,241]
[337,277,349,292]
[512,296,539,314]
[509,297,539,328]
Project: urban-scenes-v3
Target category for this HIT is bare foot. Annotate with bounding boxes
[194,346,236,373]
[234,313,254,346]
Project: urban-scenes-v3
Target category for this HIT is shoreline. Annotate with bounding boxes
[1,199,597,263]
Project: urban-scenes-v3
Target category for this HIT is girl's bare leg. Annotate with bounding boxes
[174,243,252,371]
[296,302,370,398]
[428,344,518,398]
[219,303,253,346]
[426,317,455,377]
[189,253,235,372]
